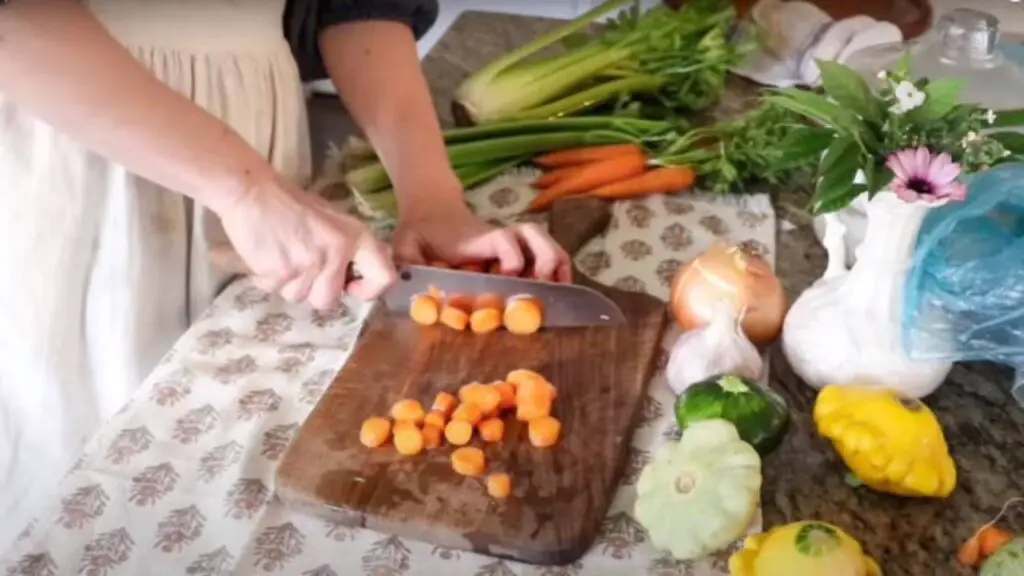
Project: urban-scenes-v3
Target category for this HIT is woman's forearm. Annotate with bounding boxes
[320,21,462,216]
[0,1,275,214]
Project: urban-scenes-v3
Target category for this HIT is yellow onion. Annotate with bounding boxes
[669,243,787,345]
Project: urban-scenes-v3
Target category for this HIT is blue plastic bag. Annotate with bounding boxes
[903,163,1024,402]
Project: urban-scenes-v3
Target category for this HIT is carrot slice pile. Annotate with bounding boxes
[359,368,561,499]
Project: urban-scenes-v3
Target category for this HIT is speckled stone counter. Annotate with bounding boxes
[407,11,1024,575]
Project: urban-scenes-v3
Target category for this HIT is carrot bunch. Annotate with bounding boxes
[409,288,544,336]
[358,369,562,500]
[527,143,696,213]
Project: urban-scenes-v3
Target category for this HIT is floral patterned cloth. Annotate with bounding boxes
[1,169,776,576]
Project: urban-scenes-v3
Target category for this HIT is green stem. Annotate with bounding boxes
[505,75,667,122]
[458,0,632,87]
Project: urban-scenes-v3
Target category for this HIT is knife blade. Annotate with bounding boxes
[210,246,626,328]
[387,265,625,328]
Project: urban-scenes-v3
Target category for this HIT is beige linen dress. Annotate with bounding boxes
[0,0,310,551]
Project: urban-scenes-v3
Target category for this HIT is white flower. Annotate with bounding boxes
[889,81,926,114]
[961,131,979,148]
[986,109,997,124]
[877,70,888,80]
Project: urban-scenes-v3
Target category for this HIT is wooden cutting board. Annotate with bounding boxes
[275,197,668,565]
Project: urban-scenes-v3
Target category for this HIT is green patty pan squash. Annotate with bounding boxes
[729,521,882,576]
[981,536,1024,575]
[675,374,789,455]
[634,419,761,560]
[813,384,956,498]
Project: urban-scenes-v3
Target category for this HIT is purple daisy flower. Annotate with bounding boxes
[885,147,967,203]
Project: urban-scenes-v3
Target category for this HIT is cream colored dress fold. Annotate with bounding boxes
[0,0,310,551]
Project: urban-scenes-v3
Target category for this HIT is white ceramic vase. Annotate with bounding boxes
[781,191,953,398]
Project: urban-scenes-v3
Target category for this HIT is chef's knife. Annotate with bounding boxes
[209,246,626,328]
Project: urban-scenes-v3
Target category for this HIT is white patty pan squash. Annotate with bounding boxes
[728,520,882,576]
[813,384,956,498]
[634,419,761,560]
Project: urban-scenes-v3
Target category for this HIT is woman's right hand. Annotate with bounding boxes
[217,176,397,310]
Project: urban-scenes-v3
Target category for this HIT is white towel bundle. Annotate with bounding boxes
[731,0,904,87]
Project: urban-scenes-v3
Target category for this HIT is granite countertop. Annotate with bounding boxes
[310,11,1024,575]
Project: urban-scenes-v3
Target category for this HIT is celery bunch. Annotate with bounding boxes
[452,0,748,125]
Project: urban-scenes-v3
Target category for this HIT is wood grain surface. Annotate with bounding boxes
[275,197,668,565]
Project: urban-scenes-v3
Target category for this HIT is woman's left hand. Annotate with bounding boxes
[393,202,573,283]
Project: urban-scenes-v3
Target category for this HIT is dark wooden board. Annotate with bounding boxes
[276,197,668,565]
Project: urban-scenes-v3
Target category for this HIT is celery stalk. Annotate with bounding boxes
[351,157,529,220]
[345,130,637,195]
[455,0,632,113]
[453,0,748,124]
[504,75,666,121]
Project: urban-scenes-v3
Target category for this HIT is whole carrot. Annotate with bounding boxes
[532,166,583,189]
[534,143,645,168]
[588,166,696,200]
[527,153,648,213]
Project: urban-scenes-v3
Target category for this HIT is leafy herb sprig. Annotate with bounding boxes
[764,56,1024,214]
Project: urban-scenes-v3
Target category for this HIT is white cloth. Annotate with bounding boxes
[731,0,903,87]
[1,169,778,575]
[0,0,310,552]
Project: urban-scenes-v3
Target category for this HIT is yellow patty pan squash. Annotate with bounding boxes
[813,384,956,498]
[729,521,882,576]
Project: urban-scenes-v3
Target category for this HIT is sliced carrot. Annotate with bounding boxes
[503,295,544,335]
[421,424,443,449]
[423,410,447,430]
[458,383,484,404]
[487,261,504,275]
[507,369,557,399]
[470,293,505,335]
[393,422,425,456]
[534,143,645,168]
[517,394,552,421]
[486,473,512,499]
[464,385,502,416]
[444,419,473,446]
[493,381,517,411]
[428,260,451,269]
[451,446,486,477]
[980,526,1015,558]
[533,165,584,189]
[409,294,440,326]
[390,399,426,425]
[478,418,505,443]
[359,417,392,448]
[439,294,473,331]
[451,403,484,426]
[460,262,486,273]
[427,285,445,301]
[589,166,696,200]
[528,416,562,448]
[958,534,982,567]
[431,391,458,417]
[526,152,648,213]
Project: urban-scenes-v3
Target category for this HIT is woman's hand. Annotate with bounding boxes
[393,201,573,283]
[218,176,396,309]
